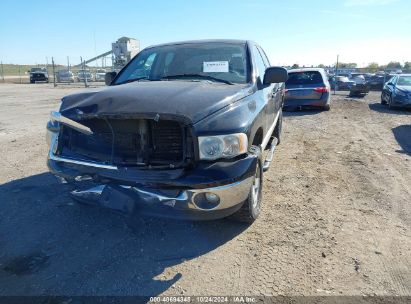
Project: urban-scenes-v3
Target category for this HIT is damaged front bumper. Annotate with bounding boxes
[47,132,257,220]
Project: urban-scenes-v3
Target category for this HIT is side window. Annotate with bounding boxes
[162,52,175,75]
[252,45,267,80]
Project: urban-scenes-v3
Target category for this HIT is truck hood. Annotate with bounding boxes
[60,81,253,124]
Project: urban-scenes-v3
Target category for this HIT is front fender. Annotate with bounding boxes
[193,92,267,146]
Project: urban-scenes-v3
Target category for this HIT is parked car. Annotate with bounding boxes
[349,73,373,81]
[381,74,411,109]
[56,70,75,83]
[29,67,49,83]
[95,69,106,82]
[284,68,331,110]
[46,39,288,223]
[368,75,386,90]
[329,75,355,90]
[77,70,93,82]
[349,74,370,97]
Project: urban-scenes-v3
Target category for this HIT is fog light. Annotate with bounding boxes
[205,193,219,204]
[193,192,220,210]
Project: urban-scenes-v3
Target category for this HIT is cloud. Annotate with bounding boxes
[344,0,398,6]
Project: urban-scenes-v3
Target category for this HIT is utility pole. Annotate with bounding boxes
[111,52,115,71]
[46,57,49,80]
[80,56,88,88]
[93,31,97,69]
[334,55,339,94]
[18,65,22,84]
[67,56,70,71]
[52,57,57,87]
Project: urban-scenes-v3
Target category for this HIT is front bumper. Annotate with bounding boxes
[392,95,411,108]
[31,76,48,81]
[47,133,256,220]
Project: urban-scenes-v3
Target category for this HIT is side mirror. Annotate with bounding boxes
[105,72,117,86]
[263,67,288,84]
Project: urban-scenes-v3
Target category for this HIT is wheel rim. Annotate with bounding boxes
[251,163,261,209]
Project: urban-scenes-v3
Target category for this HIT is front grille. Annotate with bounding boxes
[59,118,192,167]
[33,73,46,78]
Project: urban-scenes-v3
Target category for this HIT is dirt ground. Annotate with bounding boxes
[0,83,410,297]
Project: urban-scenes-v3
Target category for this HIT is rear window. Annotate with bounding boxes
[286,71,324,86]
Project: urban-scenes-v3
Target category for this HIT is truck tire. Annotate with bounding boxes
[323,104,330,111]
[273,109,282,145]
[231,145,263,224]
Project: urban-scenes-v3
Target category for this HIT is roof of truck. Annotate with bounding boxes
[146,39,250,49]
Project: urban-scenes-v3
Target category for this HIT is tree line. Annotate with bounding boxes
[291,61,411,71]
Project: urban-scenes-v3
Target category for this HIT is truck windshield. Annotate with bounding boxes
[31,68,45,72]
[114,42,248,85]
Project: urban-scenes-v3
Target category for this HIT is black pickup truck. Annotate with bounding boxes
[46,40,287,223]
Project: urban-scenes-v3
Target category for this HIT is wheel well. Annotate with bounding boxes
[252,128,263,146]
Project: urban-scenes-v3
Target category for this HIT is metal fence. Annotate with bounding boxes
[0,56,114,88]
[1,60,410,89]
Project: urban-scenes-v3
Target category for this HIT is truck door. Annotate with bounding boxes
[253,45,279,144]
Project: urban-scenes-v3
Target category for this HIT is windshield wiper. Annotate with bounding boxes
[162,74,233,85]
[115,77,150,85]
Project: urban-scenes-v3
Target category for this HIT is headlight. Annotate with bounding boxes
[199,133,248,160]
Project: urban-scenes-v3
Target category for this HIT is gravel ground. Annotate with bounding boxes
[0,83,410,297]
